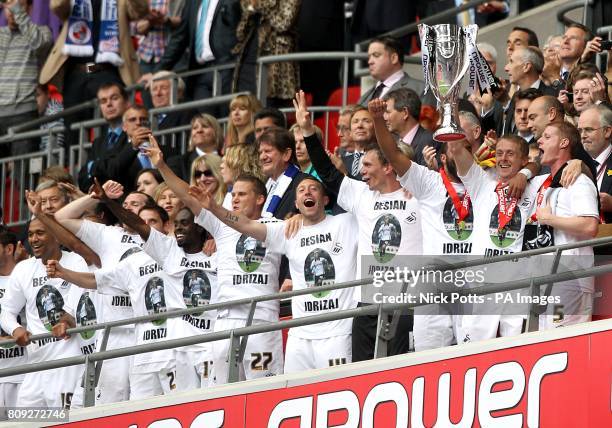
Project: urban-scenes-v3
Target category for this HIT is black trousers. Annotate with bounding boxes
[351,302,413,362]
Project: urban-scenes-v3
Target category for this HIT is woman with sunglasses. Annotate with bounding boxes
[167,114,223,181]
[190,154,227,205]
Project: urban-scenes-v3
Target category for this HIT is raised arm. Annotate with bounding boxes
[46,260,97,290]
[92,179,152,241]
[447,139,474,177]
[143,135,203,215]
[54,192,99,234]
[188,186,267,242]
[368,99,411,176]
[26,191,101,267]
[293,91,344,194]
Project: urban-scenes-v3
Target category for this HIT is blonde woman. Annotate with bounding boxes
[190,154,226,205]
[167,114,223,181]
[225,93,262,149]
[220,143,264,208]
[154,183,184,234]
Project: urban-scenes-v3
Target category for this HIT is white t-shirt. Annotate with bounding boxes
[195,209,282,322]
[265,214,358,339]
[1,252,87,363]
[143,228,218,342]
[77,221,141,324]
[399,164,476,255]
[337,178,423,300]
[460,163,548,256]
[533,174,599,292]
[0,276,27,383]
[94,250,186,373]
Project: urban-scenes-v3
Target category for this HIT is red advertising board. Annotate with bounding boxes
[51,328,612,428]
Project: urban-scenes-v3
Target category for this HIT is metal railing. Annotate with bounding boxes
[1,235,611,407]
[556,0,595,32]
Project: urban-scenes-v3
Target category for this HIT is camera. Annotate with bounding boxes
[600,40,612,51]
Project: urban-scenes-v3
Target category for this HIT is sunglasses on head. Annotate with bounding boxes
[194,169,214,178]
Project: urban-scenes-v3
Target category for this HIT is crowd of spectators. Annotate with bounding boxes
[0,0,611,415]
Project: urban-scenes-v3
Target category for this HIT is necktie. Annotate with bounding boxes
[158,113,167,125]
[106,132,119,149]
[351,152,363,177]
[138,152,153,169]
[369,83,385,101]
[561,71,569,82]
[195,0,211,59]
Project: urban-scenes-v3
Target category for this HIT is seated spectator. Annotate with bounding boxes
[167,113,223,181]
[190,153,226,205]
[220,142,265,207]
[232,0,301,106]
[36,84,64,151]
[290,123,323,180]
[135,168,164,196]
[153,182,184,235]
[225,93,262,149]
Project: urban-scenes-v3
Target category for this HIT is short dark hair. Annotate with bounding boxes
[370,36,405,65]
[254,108,286,129]
[97,82,128,101]
[567,23,593,42]
[135,168,163,188]
[383,88,421,119]
[515,87,543,103]
[138,204,169,224]
[257,128,297,165]
[124,191,157,208]
[365,146,389,166]
[512,26,539,47]
[0,227,17,252]
[235,174,268,199]
[499,135,529,158]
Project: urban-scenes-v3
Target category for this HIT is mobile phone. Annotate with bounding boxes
[140,118,151,128]
[600,40,612,51]
[567,91,573,103]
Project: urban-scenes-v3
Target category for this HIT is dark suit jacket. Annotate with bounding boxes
[351,0,416,42]
[359,72,435,107]
[342,152,363,181]
[267,170,312,220]
[156,109,196,158]
[157,0,240,71]
[78,131,143,192]
[167,150,200,182]
[405,126,440,167]
[600,151,612,224]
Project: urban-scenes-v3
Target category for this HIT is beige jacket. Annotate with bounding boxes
[40,0,148,88]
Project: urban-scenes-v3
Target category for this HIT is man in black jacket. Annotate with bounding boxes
[140,0,241,110]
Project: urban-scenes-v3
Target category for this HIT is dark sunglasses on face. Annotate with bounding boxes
[194,169,214,178]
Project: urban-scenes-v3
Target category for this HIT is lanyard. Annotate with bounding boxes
[529,174,553,223]
[495,182,518,230]
[440,168,470,221]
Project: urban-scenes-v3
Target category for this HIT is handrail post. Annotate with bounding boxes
[226,330,241,383]
[342,56,349,106]
[93,326,112,391]
[257,62,267,107]
[83,356,96,407]
[526,278,540,332]
[374,303,388,359]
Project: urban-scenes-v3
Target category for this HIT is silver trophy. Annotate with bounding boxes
[419,24,474,142]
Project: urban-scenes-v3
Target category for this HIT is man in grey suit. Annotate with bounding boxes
[359,36,433,108]
[382,88,440,167]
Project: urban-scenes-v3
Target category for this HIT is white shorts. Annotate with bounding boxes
[0,383,20,419]
[17,364,81,409]
[129,366,177,400]
[209,318,284,386]
[284,334,351,374]
[540,286,593,330]
[96,329,135,405]
[175,345,214,391]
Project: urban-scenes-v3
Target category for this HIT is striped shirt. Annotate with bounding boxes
[0,4,51,117]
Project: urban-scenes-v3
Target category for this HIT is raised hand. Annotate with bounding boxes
[422,146,439,171]
[25,190,43,216]
[589,73,607,104]
[368,98,387,119]
[188,185,212,210]
[57,182,86,200]
[101,179,124,200]
[90,178,109,201]
[292,90,314,134]
[143,135,164,167]
[46,259,63,279]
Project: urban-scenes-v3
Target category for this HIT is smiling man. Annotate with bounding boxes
[0,218,88,409]
[191,175,358,373]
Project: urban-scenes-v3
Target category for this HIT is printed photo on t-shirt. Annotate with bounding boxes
[119,246,142,262]
[236,234,266,273]
[304,249,335,298]
[182,269,212,316]
[488,205,522,248]
[76,293,97,339]
[144,277,167,325]
[371,214,401,263]
[36,285,65,331]
[442,196,474,241]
